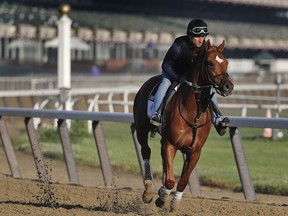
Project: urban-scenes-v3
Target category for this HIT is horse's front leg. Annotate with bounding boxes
[155,140,177,208]
[170,148,202,211]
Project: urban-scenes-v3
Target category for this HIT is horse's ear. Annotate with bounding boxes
[205,39,211,50]
[217,40,225,52]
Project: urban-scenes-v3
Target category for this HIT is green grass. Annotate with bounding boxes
[197,128,288,195]
[12,121,288,196]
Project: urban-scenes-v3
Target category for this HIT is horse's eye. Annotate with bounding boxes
[207,61,214,67]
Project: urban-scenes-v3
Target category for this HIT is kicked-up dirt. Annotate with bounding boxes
[0,150,287,215]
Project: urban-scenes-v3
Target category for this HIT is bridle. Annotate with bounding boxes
[203,49,229,90]
[178,50,229,153]
[183,49,229,94]
[178,48,229,146]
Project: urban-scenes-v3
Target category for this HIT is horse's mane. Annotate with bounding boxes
[183,49,206,84]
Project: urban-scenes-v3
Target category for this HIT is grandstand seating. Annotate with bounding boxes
[0,1,288,64]
[209,0,288,8]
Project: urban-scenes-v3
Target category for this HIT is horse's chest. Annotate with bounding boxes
[170,129,193,147]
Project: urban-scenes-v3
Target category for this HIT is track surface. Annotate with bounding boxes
[0,150,287,216]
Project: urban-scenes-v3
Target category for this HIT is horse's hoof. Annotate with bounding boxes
[142,180,153,203]
[158,186,166,196]
[155,194,170,208]
[142,192,153,203]
[155,197,165,208]
[155,186,170,208]
[170,198,180,212]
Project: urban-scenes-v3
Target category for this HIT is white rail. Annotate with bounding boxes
[0,85,287,118]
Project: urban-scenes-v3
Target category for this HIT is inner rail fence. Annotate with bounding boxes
[0,107,288,201]
[0,85,288,119]
[0,75,287,91]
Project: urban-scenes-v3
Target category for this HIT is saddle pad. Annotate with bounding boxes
[147,83,181,119]
[147,97,154,118]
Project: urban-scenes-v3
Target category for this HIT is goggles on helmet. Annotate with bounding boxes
[189,27,208,35]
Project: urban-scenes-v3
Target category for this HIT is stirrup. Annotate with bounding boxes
[150,113,162,126]
[215,117,229,136]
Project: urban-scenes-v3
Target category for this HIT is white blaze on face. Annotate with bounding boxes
[215,55,223,64]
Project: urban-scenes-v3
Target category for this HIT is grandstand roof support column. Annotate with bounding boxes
[58,4,72,128]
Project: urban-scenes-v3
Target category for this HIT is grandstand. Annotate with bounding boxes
[0,0,288,74]
[10,0,288,25]
[209,0,288,9]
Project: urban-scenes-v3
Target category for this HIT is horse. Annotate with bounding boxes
[133,39,234,211]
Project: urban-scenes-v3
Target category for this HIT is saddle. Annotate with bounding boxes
[147,81,180,121]
[147,81,222,130]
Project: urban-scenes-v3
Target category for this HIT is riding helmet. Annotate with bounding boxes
[186,19,209,37]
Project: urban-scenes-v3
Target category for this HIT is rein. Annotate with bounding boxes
[177,50,218,149]
[177,88,213,154]
[178,83,213,129]
[180,50,216,128]
[184,80,213,92]
[173,47,228,151]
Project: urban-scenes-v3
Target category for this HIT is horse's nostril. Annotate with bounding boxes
[224,84,229,90]
[225,83,234,91]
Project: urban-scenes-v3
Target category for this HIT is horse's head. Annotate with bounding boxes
[203,39,234,97]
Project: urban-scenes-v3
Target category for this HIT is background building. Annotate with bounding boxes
[0,0,288,75]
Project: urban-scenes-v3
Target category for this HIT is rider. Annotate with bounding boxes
[150,18,227,136]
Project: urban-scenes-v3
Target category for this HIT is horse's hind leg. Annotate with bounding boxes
[136,127,153,203]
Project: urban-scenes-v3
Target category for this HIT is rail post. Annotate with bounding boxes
[58,119,79,184]
[229,127,257,201]
[0,116,21,178]
[92,121,114,187]
[25,117,49,182]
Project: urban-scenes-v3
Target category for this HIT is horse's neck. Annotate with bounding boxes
[186,56,204,83]
[184,72,203,87]
[180,84,197,109]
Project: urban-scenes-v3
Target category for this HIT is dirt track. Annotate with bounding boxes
[0,150,287,216]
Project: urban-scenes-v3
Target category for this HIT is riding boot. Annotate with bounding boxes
[150,96,166,126]
[215,116,229,136]
[211,95,228,136]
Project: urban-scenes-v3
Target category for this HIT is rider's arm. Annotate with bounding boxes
[161,43,181,81]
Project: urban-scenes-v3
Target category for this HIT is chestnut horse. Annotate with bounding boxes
[133,40,234,211]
